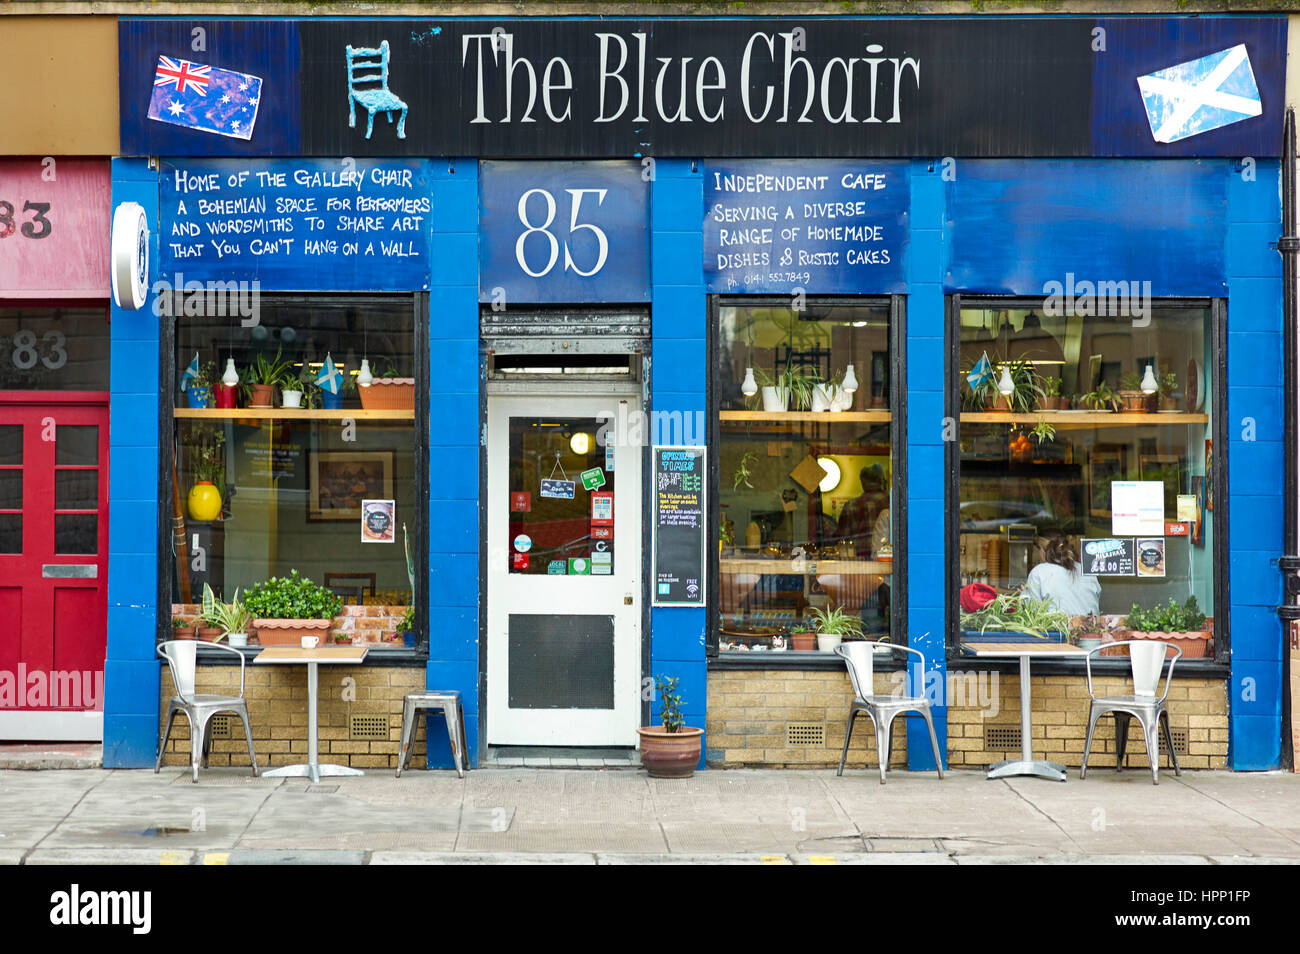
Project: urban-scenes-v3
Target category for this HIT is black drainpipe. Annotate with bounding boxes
[1278,108,1298,771]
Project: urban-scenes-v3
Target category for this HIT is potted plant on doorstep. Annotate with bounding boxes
[242,570,342,647]
[638,675,703,779]
[808,603,862,652]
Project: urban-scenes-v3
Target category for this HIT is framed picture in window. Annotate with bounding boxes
[308,450,394,522]
[1088,445,1127,519]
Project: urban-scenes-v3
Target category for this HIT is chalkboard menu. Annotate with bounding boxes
[702,160,909,294]
[159,158,432,291]
[1081,538,1137,576]
[652,446,706,607]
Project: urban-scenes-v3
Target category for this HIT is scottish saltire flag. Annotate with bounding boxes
[1137,45,1262,144]
[967,352,993,392]
[316,353,343,395]
[180,353,200,388]
[147,56,263,141]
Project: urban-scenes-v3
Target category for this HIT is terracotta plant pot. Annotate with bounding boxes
[197,627,224,642]
[1118,391,1148,412]
[791,632,816,651]
[359,378,415,411]
[253,618,332,647]
[248,383,275,408]
[637,726,704,778]
[1124,629,1213,660]
[172,625,197,641]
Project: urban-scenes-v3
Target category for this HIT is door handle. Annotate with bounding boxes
[42,564,98,579]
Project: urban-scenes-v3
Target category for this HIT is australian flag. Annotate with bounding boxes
[147,55,263,141]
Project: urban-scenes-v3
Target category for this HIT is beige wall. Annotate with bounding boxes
[0,17,118,156]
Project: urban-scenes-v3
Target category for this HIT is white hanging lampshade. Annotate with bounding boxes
[842,364,859,394]
[357,358,373,387]
[740,367,758,397]
[997,365,1015,396]
[1140,364,1158,394]
[221,357,239,387]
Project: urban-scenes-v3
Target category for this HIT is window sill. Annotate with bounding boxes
[709,651,905,671]
[171,644,429,666]
[945,651,1230,678]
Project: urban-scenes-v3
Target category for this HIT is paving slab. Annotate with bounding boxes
[597,853,792,864]
[25,848,195,865]
[793,852,958,864]
[371,851,597,864]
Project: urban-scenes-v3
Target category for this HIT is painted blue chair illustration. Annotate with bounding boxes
[346,41,407,140]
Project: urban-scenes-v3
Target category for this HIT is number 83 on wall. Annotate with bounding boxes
[479,161,650,305]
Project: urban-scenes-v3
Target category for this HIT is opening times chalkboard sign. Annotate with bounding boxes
[652,446,706,607]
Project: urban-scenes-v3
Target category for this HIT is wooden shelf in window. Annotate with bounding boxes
[721,556,892,576]
[719,410,891,424]
[961,411,1207,429]
[173,408,414,421]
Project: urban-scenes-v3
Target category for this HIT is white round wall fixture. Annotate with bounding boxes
[111,202,150,311]
[1185,358,1205,412]
[816,457,841,493]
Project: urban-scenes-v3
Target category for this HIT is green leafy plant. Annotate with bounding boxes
[1003,359,1045,413]
[1118,370,1144,393]
[655,675,685,733]
[1030,417,1056,444]
[1039,375,1064,399]
[960,590,1070,639]
[200,583,253,638]
[242,570,342,620]
[732,450,758,490]
[395,604,415,636]
[1080,380,1118,412]
[1126,596,1206,633]
[807,603,864,637]
[246,349,294,388]
[172,616,192,630]
[1158,370,1178,398]
[186,421,225,488]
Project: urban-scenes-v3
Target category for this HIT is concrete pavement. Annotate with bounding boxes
[2,763,1300,864]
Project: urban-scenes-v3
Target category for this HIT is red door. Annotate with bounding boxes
[0,399,109,739]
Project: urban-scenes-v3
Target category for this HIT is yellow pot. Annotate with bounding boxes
[187,480,223,522]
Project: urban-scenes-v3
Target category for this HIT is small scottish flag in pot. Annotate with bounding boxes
[179,352,200,388]
[315,353,344,395]
[1137,44,1262,144]
[967,351,994,392]
[148,55,263,140]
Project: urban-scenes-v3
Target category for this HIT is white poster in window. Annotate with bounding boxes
[1111,481,1165,536]
[361,499,395,543]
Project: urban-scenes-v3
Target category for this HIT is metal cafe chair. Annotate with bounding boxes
[1081,640,1183,785]
[833,641,944,785]
[397,690,468,779]
[155,640,260,783]
[345,41,409,141]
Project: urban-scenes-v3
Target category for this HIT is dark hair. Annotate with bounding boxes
[1038,531,1077,572]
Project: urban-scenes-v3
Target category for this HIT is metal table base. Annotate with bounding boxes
[259,659,364,785]
[987,654,1067,782]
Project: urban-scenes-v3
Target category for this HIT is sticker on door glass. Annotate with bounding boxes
[547,560,568,575]
[605,443,614,472]
[581,467,606,491]
[592,564,612,575]
[590,525,613,540]
[590,491,613,526]
[541,452,575,499]
[513,534,532,553]
[511,491,531,512]
[512,552,530,570]
[361,500,395,543]
[568,557,591,575]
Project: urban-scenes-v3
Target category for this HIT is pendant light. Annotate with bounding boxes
[1140,364,1158,394]
[221,357,239,387]
[741,367,758,397]
[997,365,1015,396]
[357,358,373,387]
[842,364,859,394]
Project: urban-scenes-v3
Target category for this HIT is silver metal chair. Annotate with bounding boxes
[834,641,944,784]
[397,690,467,778]
[155,640,259,783]
[1081,640,1183,785]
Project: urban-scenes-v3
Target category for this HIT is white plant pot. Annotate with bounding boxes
[761,386,789,412]
[281,390,303,408]
[227,632,249,647]
[828,385,852,412]
[816,633,843,652]
[810,384,832,413]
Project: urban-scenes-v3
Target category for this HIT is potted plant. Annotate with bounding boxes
[198,583,228,642]
[959,590,1070,642]
[1002,359,1045,413]
[243,349,294,408]
[280,367,305,409]
[184,361,217,409]
[1122,596,1212,659]
[788,620,816,651]
[359,359,416,411]
[186,422,225,523]
[808,603,862,652]
[1158,369,1179,412]
[202,584,254,647]
[637,675,703,778]
[395,604,416,648]
[1039,375,1066,411]
[242,570,342,646]
[1070,612,1107,652]
[171,616,197,641]
[1080,380,1119,413]
[1116,371,1149,412]
[754,364,812,412]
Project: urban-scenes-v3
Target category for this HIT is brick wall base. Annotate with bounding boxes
[159,665,426,770]
[707,669,1229,770]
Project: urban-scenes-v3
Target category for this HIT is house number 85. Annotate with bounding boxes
[515,188,609,279]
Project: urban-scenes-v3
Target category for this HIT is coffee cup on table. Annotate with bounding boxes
[301,635,319,649]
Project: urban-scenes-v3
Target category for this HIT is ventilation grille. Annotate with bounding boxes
[984,725,1022,751]
[350,715,389,741]
[786,723,826,747]
[1168,729,1188,755]
[208,715,232,739]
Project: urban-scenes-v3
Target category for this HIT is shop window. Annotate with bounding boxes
[952,299,1221,655]
[713,298,899,655]
[167,296,422,651]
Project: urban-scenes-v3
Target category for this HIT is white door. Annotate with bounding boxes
[486,395,642,746]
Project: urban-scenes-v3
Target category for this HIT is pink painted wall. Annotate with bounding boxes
[0,159,110,298]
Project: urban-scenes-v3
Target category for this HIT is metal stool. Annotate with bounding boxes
[397,691,467,778]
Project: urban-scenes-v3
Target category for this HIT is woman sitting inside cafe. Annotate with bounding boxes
[1024,529,1100,616]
